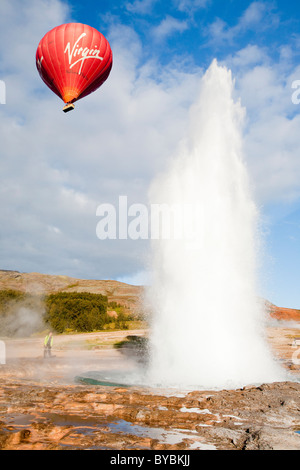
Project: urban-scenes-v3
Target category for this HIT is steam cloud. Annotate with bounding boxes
[146,60,286,389]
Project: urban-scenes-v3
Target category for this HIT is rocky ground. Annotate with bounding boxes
[0,325,299,450]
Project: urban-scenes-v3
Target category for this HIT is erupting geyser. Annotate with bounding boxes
[146,60,285,389]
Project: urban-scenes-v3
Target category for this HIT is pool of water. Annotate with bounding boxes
[74,370,145,388]
[3,411,215,449]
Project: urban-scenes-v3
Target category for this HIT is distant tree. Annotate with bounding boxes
[44,292,110,333]
[0,289,134,336]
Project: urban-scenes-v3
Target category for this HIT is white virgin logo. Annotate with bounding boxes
[64,33,104,74]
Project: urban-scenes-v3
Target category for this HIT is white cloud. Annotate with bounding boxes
[223,50,300,205]
[2,0,300,287]
[173,0,211,13]
[239,1,266,27]
[206,1,279,44]
[0,0,202,280]
[126,0,210,16]
[0,0,68,76]
[117,270,152,286]
[227,44,269,68]
[125,0,157,15]
[151,15,189,42]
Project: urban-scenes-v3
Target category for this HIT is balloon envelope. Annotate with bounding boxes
[36,23,113,106]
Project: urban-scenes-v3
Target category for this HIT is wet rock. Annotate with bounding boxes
[0,324,299,450]
[0,380,299,450]
[242,426,300,450]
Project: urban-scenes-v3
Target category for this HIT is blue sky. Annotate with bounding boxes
[1,0,300,308]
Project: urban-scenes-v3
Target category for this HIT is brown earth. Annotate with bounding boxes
[1,270,300,322]
[268,303,300,322]
[0,326,299,450]
[0,270,300,450]
[0,270,144,315]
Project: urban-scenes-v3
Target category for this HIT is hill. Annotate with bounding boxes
[0,270,299,322]
[266,301,300,322]
[0,270,144,315]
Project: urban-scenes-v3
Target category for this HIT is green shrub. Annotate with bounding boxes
[44,292,110,333]
[0,289,136,336]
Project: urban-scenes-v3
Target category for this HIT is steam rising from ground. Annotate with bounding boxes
[146,60,285,389]
[0,294,45,338]
[1,61,287,391]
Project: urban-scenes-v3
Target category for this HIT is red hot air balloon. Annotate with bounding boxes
[36,23,113,112]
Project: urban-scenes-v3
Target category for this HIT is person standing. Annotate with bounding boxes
[44,331,53,358]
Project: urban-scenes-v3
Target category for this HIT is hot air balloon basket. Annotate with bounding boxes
[63,103,75,113]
